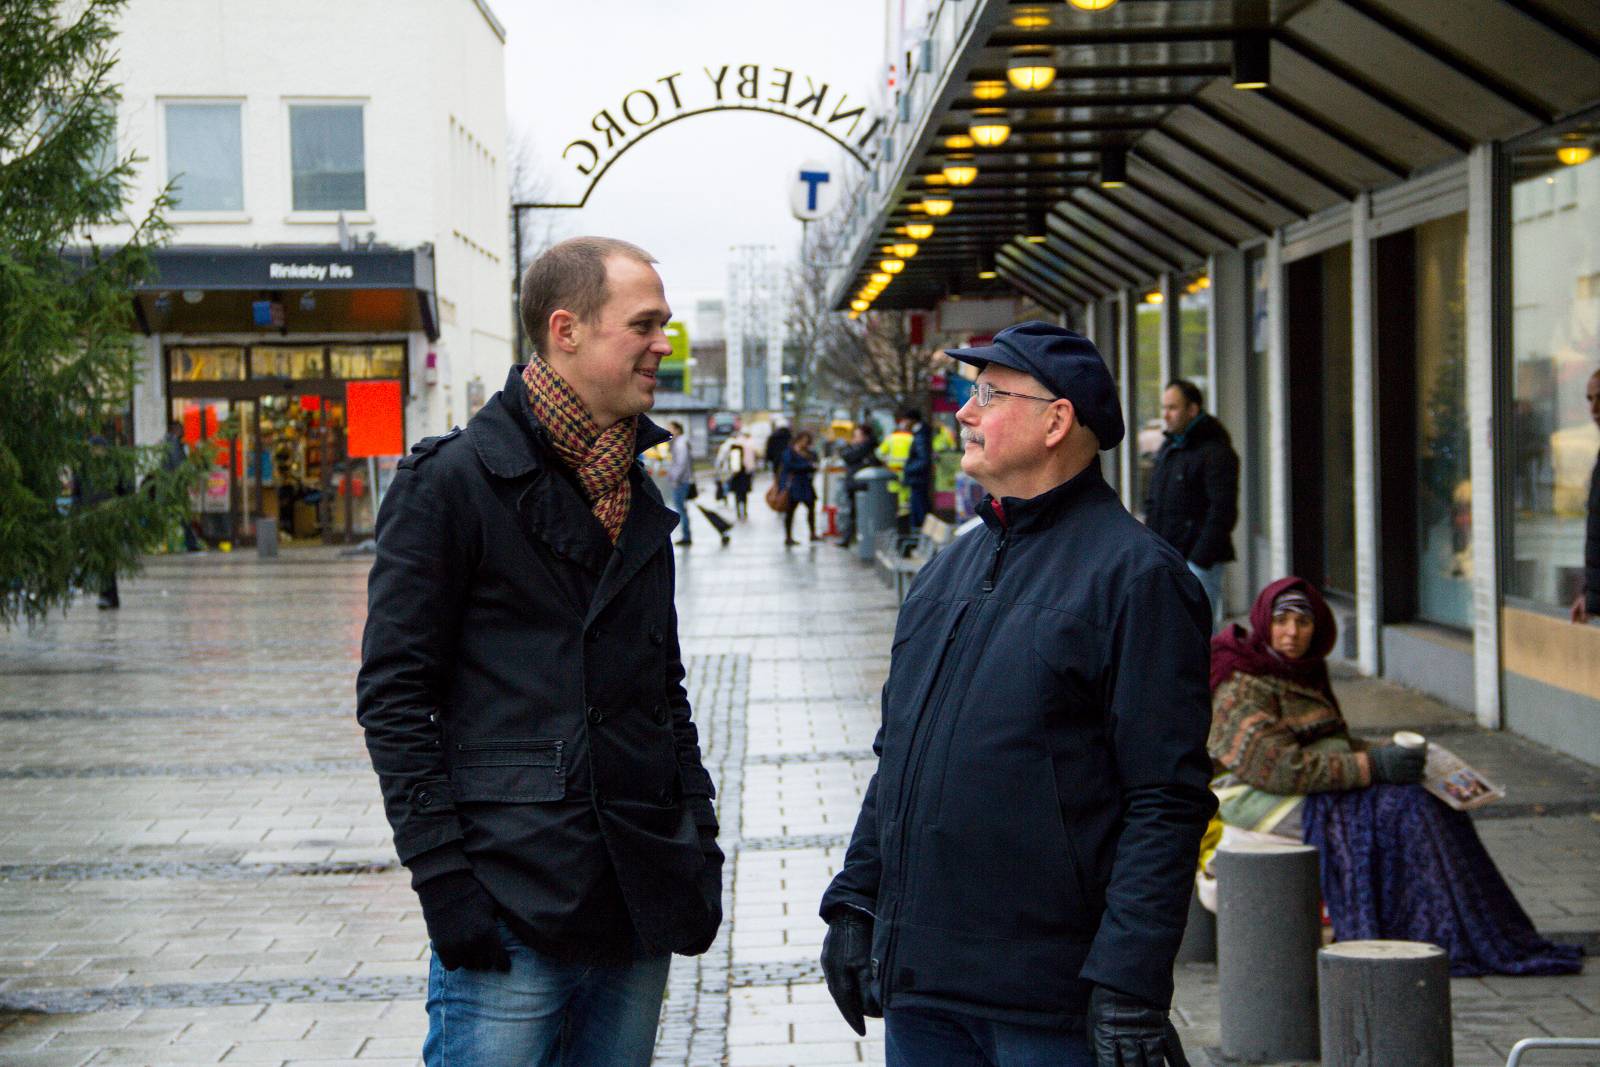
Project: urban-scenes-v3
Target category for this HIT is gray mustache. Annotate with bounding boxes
[961,428,983,448]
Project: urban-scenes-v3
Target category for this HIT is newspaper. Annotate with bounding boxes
[1420,743,1505,811]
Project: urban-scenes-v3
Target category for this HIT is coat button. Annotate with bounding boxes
[587,705,603,725]
[648,625,664,645]
[653,704,668,726]
[657,787,674,805]
[415,789,433,808]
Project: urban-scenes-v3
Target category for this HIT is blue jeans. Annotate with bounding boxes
[1187,560,1225,632]
[886,1005,1093,1067]
[672,482,693,541]
[423,922,669,1067]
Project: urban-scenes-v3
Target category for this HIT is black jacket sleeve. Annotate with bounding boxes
[1190,442,1240,568]
[1079,565,1217,1008]
[1586,457,1600,614]
[356,462,475,884]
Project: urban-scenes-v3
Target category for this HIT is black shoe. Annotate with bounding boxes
[784,538,799,546]
[720,534,731,547]
[96,596,119,610]
[675,538,693,546]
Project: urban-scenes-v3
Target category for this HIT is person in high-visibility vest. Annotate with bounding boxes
[876,418,915,522]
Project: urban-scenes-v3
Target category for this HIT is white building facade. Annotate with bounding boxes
[92,0,511,544]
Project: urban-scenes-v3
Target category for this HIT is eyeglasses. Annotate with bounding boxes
[974,381,1056,407]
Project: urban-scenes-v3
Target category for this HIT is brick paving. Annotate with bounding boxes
[0,481,1595,1065]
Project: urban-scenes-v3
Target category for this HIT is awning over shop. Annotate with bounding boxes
[833,0,1600,312]
[130,244,439,340]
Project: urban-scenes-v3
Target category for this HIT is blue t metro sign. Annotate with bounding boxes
[798,169,831,211]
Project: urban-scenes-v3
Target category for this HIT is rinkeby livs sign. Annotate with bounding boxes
[530,63,885,209]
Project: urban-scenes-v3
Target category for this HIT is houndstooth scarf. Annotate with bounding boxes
[521,358,636,543]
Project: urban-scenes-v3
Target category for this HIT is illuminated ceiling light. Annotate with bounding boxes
[904,223,934,240]
[1007,50,1057,92]
[923,172,950,185]
[1023,236,1047,244]
[977,269,999,280]
[851,299,870,312]
[944,134,975,150]
[880,258,906,274]
[942,158,979,186]
[971,80,1008,101]
[921,198,954,217]
[848,310,861,320]
[1099,145,1127,188]
[1011,8,1051,29]
[1144,290,1164,305]
[1068,0,1119,9]
[892,242,919,258]
[1195,274,1211,290]
[1557,134,1594,166]
[1231,32,1270,90]
[968,109,1011,148]
[870,272,893,285]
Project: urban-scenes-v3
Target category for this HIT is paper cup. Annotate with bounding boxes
[1392,730,1427,751]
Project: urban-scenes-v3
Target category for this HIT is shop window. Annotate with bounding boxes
[1506,119,1600,610]
[170,346,246,382]
[252,346,326,380]
[1245,250,1273,595]
[330,344,404,379]
[1132,296,1163,515]
[290,104,366,211]
[1177,270,1211,403]
[165,103,242,211]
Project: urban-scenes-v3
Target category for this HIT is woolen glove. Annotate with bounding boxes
[820,910,876,1036]
[415,870,510,972]
[1369,744,1426,785]
[1087,984,1190,1067]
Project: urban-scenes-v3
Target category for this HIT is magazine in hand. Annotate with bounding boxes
[1419,743,1505,811]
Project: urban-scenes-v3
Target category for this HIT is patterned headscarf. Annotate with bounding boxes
[1209,575,1340,709]
[522,358,636,543]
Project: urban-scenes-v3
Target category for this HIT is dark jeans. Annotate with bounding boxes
[909,482,931,529]
[885,1006,1093,1067]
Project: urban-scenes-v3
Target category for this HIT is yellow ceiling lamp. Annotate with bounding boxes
[891,242,919,258]
[944,134,975,150]
[870,272,893,285]
[1144,290,1164,305]
[971,80,1007,101]
[923,172,950,186]
[904,223,934,240]
[850,299,870,312]
[1007,49,1057,93]
[942,157,979,186]
[1557,133,1593,166]
[1068,0,1119,10]
[921,198,954,217]
[969,109,1012,148]
[1011,7,1051,29]
[880,258,906,274]
[848,310,861,320]
[978,269,998,280]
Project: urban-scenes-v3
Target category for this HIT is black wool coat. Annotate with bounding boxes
[1586,450,1600,614]
[357,367,721,960]
[1143,414,1240,568]
[820,464,1217,1026]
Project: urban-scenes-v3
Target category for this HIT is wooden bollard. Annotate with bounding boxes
[1319,940,1452,1067]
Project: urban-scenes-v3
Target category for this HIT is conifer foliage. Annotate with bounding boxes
[1,0,196,626]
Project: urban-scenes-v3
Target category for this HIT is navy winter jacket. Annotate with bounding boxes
[820,463,1216,1026]
[1143,414,1240,568]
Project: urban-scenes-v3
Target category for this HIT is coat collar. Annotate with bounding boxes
[467,364,670,481]
[977,458,1115,536]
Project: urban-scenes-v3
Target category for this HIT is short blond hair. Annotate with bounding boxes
[519,236,657,355]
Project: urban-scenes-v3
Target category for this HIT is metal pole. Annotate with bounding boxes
[512,206,525,359]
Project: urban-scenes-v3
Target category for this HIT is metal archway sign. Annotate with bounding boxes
[518,63,883,210]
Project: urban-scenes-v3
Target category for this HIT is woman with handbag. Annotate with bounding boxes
[777,430,819,546]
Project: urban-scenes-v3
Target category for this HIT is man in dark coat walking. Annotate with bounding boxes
[819,322,1215,1067]
[357,237,722,1066]
[1143,379,1240,630]
[1573,367,1600,625]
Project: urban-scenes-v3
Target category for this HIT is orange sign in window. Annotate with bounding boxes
[345,380,404,458]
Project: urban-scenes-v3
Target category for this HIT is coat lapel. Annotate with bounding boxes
[586,465,677,626]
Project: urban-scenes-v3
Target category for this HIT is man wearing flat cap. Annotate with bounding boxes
[820,322,1216,1066]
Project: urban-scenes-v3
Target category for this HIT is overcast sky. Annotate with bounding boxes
[498,1,902,336]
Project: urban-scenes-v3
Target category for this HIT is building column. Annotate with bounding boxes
[1116,290,1136,512]
[1266,232,1292,579]
[1158,270,1177,386]
[1466,144,1503,730]
[1209,250,1247,616]
[1351,194,1382,675]
[133,335,165,447]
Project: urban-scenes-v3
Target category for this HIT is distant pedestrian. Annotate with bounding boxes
[76,434,130,609]
[836,424,878,548]
[668,419,695,546]
[876,415,914,528]
[1144,379,1239,630]
[357,236,722,1067]
[779,430,819,546]
[162,420,201,552]
[716,432,754,520]
[765,420,791,478]
[899,408,933,528]
[1571,368,1599,624]
[821,322,1212,1067]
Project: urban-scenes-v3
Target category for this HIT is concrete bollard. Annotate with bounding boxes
[1215,841,1322,1063]
[256,517,279,559]
[1319,941,1452,1067]
[1175,887,1216,964]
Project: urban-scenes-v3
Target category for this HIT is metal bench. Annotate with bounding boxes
[873,516,955,602]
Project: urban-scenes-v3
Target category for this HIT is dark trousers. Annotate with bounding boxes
[885,1006,1093,1067]
[909,483,931,529]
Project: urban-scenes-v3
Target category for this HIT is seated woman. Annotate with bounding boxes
[1209,576,1582,978]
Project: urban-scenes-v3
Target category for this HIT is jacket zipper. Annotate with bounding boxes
[982,528,1010,592]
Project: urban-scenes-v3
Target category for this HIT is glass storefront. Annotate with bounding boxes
[1178,270,1211,403]
[1321,244,1357,593]
[1133,296,1163,515]
[167,341,405,545]
[1507,130,1600,610]
[1245,250,1273,595]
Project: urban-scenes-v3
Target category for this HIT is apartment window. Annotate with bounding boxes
[165,103,243,211]
[290,104,365,211]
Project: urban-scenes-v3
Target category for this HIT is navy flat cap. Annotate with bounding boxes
[946,321,1125,450]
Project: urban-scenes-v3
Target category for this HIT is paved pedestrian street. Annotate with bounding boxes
[1,493,1596,1066]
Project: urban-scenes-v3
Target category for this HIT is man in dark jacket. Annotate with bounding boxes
[1573,368,1600,625]
[900,408,934,528]
[819,321,1215,1067]
[357,237,722,1066]
[1143,380,1240,630]
[766,421,792,478]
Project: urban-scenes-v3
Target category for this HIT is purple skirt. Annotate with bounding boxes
[1302,784,1583,977]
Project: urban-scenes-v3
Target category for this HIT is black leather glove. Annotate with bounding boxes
[1369,744,1426,785]
[1087,985,1190,1067]
[820,910,877,1036]
[684,825,725,956]
[416,870,510,972]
